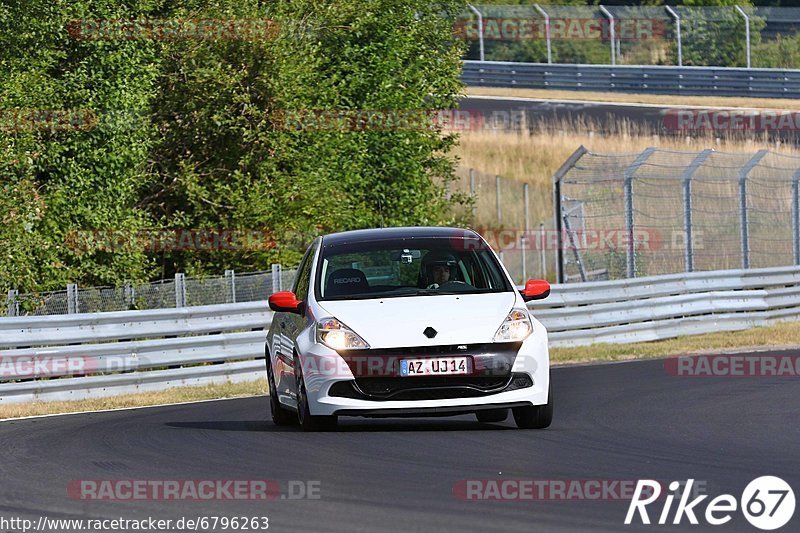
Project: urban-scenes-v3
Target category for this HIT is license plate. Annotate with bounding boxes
[399,357,470,377]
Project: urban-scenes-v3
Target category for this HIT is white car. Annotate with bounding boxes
[265,227,552,431]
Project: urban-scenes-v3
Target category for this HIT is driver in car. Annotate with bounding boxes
[421,251,459,289]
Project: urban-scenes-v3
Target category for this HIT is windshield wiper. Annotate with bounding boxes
[415,289,459,296]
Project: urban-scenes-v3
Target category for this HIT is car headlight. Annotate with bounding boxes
[316,317,370,351]
[493,308,533,342]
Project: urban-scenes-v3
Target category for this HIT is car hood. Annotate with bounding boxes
[315,292,518,349]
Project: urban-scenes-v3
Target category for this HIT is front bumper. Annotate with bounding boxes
[295,318,550,417]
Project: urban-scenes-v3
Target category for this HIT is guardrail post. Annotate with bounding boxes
[225,269,236,303]
[735,5,751,69]
[682,149,714,272]
[665,6,682,67]
[793,169,800,265]
[467,4,485,62]
[67,283,79,314]
[624,148,656,278]
[533,4,552,64]
[739,150,768,269]
[599,5,616,66]
[175,273,186,307]
[6,289,18,317]
[553,146,588,283]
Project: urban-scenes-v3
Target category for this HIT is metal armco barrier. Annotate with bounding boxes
[0,302,270,404]
[535,265,800,346]
[462,61,800,99]
[2,265,800,403]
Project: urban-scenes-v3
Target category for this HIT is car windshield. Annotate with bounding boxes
[315,236,512,301]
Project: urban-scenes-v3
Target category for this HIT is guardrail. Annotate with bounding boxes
[462,60,800,98]
[535,265,800,346]
[0,302,270,404]
[2,265,799,404]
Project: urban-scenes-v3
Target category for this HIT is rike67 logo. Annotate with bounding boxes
[625,477,795,530]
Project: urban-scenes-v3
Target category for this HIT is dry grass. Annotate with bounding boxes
[0,378,266,420]
[467,86,800,111]
[451,126,800,228]
[551,321,800,365]
[453,126,800,185]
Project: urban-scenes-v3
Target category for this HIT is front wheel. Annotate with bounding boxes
[266,356,294,426]
[295,357,338,432]
[513,382,553,429]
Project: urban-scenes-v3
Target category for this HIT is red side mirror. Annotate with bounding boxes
[520,279,550,302]
[268,291,303,313]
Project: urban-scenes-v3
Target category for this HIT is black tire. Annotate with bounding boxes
[475,408,509,423]
[295,357,338,432]
[513,382,553,429]
[266,354,294,427]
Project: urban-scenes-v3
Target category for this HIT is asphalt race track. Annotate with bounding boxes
[1,354,798,532]
[460,96,799,143]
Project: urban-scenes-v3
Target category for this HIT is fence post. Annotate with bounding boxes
[522,183,529,282]
[175,273,186,307]
[467,4,485,62]
[540,222,547,280]
[682,149,714,272]
[533,4,552,64]
[469,168,476,219]
[735,5,751,69]
[7,289,18,317]
[124,282,135,309]
[599,5,616,66]
[225,269,236,303]
[623,148,656,278]
[67,283,78,314]
[739,150,768,269]
[496,175,502,224]
[553,146,588,283]
[793,169,800,265]
[271,264,281,294]
[665,6,682,67]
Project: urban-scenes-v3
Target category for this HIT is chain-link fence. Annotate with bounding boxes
[454,167,553,284]
[460,4,800,68]
[3,267,298,317]
[554,146,800,283]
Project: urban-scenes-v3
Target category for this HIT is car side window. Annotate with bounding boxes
[293,242,317,301]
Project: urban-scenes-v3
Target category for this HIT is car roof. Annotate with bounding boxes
[321,226,478,246]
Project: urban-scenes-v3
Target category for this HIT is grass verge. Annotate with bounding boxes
[0,378,267,421]
[466,86,800,110]
[2,323,799,421]
[551,322,800,365]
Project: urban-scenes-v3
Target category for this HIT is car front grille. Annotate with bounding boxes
[328,372,533,401]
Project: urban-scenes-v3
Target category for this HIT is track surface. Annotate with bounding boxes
[461,96,797,142]
[1,354,798,532]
